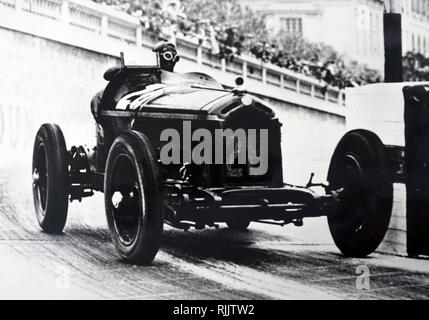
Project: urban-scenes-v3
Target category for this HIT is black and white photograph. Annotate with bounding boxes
[0,0,428,303]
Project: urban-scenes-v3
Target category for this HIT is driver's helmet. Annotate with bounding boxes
[153,41,180,72]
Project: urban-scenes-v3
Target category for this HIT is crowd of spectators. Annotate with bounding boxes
[93,0,381,89]
[403,51,429,81]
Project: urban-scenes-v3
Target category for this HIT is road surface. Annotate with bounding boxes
[0,156,428,300]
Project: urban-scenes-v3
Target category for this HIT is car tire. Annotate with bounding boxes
[32,124,69,234]
[327,130,393,258]
[104,131,164,265]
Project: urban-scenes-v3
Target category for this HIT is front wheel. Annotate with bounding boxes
[327,131,393,258]
[104,131,164,265]
[32,124,69,234]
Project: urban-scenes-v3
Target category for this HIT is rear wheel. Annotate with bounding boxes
[32,124,69,234]
[104,131,164,265]
[328,131,393,257]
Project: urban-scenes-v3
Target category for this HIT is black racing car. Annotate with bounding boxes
[32,53,393,264]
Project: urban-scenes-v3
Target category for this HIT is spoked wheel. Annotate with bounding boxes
[104,131,164,265]
[32,124,69,234]
[110,156,142,247]
[328,131,393,257]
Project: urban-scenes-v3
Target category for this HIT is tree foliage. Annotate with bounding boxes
[180,0,268,40]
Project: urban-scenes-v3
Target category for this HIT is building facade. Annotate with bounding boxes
[240,0,429,71]
[402,0,429,56]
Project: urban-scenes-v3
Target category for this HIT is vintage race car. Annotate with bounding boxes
[32,55,394,264]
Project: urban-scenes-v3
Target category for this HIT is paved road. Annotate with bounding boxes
[0,158,428,300]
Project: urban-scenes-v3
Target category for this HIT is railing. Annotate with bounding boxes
[23,0,62,19]
[0,0,345,105]
[69,2,103,33]
[0,0,16,8]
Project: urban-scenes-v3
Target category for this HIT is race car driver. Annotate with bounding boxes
[152,41,181,73]
[90,42,180,119]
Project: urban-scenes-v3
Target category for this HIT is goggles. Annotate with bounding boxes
[161,51,177,62]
